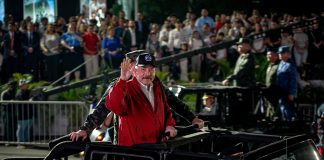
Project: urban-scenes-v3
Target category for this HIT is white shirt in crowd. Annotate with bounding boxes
[168,28,187,51]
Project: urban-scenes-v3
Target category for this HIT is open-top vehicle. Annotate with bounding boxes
[83,124,321,160]
[3,121,321,160]
[168,83,317,136]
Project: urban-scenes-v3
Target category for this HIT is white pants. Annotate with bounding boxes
[293,48,308,67]
[180,58,189,81]
[83,54,99,78]
[191,55,202,78]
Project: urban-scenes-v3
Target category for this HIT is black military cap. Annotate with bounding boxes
[236,37,252,45]
[202,93,214,99]
[19,79,29,86]
[136,53,156,67]
[7,79,17,86]
[278,46,290,54]
[266,46,278,53]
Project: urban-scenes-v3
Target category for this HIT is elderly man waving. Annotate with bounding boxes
[106,53,177,146]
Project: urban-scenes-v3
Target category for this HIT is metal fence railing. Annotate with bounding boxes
[0,101,88,145]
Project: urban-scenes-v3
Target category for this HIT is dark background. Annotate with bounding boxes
[4,0,324,22]
[3,0,115,22]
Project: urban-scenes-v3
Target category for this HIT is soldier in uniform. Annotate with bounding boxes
[222,37,255,125]
[264,47,280,108]
[222,37,256,87]
[276,46,298,121]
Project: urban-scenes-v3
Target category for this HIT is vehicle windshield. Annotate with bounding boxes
[258,140,321,160]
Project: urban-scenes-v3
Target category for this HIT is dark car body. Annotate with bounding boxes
[84,128,321,160]
[169,84,314,136]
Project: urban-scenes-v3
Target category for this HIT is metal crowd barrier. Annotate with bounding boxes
[0,101,88,145]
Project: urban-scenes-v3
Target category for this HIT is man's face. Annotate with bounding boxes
[189,19,195,27]
[68,23,76,32]
[210,36,217,44]
[203,97,215,107]
[118,19,124,26]
[41,19,48,25]
[279,52,290,61]
[48,24,55,32]
[202,24,210,32]
[87,26,94,33]
[8,24,15,32]
[267,51,278,63]
[119,11,125,18]
[128,21,135,28]
[27,23,34,32]
[175,22,182,29]
[164,20,170,27]
[137,13,143,20]
[238,43,250,54]
[20,84,28,91]
[134,65,155,86]
[201,9,208,17]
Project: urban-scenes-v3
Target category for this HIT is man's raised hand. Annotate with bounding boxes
[120,58,133,81]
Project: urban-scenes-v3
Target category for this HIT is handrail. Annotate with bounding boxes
[0,100,84,104]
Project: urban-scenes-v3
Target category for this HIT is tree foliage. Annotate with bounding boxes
[137,0,254,23]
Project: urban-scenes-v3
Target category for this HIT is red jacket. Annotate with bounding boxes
[106,78,176,146]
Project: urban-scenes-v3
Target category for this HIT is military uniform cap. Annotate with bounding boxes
[202,93,215,99]
[136,53,156,67]
[278,46,290,54]
[266,46,278,53]
[236,37,252,45]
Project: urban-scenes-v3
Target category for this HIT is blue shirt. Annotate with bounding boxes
[195,16,215,32]
[61,33,82,47]
[102,36,123,58]
[276,59,298,97]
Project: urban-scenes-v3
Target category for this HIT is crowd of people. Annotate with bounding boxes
[0,9,323,85]
[1,7,324,157]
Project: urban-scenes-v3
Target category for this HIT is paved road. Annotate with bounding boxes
[0,144,82,160]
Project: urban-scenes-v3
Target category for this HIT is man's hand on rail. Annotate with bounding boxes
[70,130,88,141]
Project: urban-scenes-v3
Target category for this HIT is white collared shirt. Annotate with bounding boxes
[139,81,155,110]
[168,28,187,51]
[130,29,137,46]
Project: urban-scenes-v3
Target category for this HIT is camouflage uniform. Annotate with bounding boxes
[263,60,280,116]
[265,61,279,87]
[225,52,256,124]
